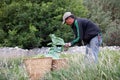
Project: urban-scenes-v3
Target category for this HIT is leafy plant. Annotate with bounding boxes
[45,34,65,59]
[48,34,65,46]
[32,34,65,59]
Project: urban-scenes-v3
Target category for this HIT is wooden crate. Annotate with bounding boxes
[52,58,68,71]
[24,57,52,80]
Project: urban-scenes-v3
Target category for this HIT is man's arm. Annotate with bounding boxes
[71,20,80,46]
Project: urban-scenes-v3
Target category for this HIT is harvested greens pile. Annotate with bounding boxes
[33,34,65,59]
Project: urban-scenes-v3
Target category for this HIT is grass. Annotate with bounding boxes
[43,50,120,80]
[0,57,29,80]
[0,49,120,80]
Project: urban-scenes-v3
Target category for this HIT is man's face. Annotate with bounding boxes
[65,17,74,25]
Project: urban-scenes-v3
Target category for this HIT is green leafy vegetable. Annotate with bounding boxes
[46,34,65,59]
[49,34,65,46]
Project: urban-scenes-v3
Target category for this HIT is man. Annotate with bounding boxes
[63,12,102,63]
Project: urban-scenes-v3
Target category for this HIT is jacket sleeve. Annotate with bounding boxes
[71,20,80,46]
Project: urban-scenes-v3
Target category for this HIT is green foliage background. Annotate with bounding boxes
[83,0,120,46]
[0,0,119,48]
[0,0,87,49]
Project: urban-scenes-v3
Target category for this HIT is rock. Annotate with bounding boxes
[0,46,119,58]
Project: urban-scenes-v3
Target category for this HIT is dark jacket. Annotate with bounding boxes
[71,18,101,46]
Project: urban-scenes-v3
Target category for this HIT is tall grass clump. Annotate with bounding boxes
[44,50,120,80]
[0,57,28,80]
[0,50,119,80]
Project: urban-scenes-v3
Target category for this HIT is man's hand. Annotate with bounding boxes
[64,43,71,48]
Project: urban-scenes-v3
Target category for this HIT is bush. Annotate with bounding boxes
[103,21,120,46]
[0,0,88,49]
[83,0,120,46]
[83,0,112,33]
[100,0,120,20]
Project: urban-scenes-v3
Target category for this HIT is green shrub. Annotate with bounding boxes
[100,0,120,20]
[0,0,88,48]
[103,21,120,46]
[83,0,120,46]
[83,0,112,33]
